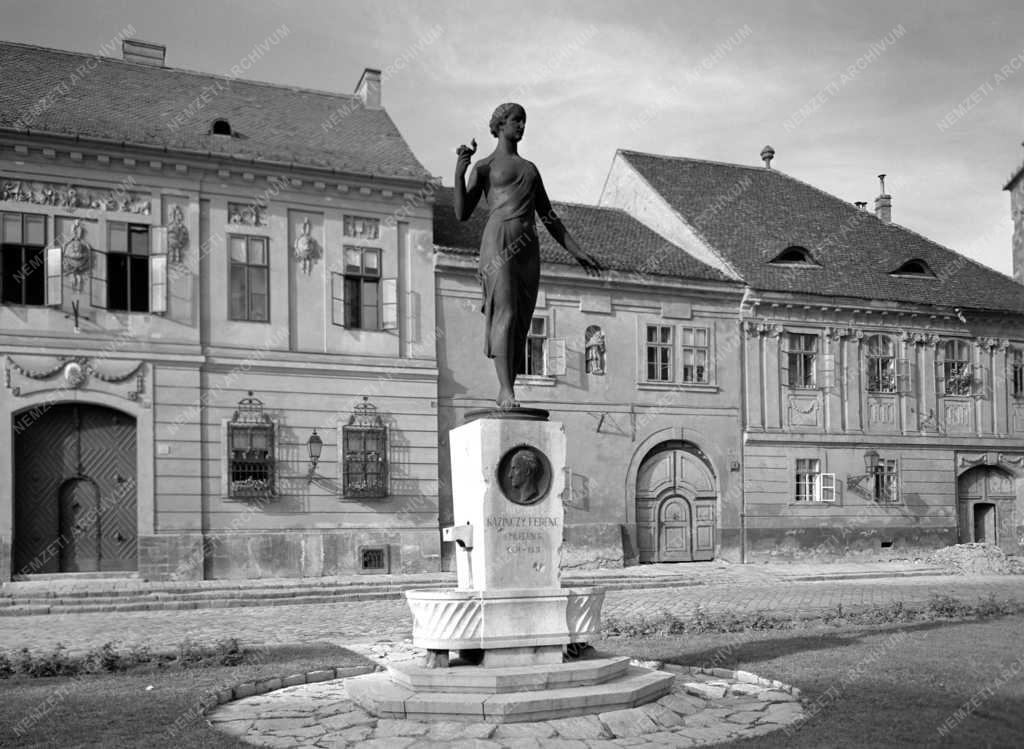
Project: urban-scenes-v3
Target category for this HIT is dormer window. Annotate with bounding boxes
[890,259,934,277]
[769,246,817,266]
[211,118,233,136]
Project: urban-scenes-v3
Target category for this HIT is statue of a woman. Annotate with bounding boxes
[454,103,602,409]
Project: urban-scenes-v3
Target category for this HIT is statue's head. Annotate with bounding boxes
[507,448,540,489]
[489,102,526,138]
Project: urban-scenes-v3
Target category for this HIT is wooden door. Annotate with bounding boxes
[13,403,137,574]
[59,478,101,572]
[658,497,691,561]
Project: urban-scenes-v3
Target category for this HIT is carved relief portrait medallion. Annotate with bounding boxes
[497,444,552,506]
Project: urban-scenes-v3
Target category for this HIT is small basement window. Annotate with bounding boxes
[769,246,818,266]
[359,545,389,573]
[890,259,934,277]
[211,118,233,136]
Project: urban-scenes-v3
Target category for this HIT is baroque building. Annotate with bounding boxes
[600,149,1024,561]
[0,40,439,580]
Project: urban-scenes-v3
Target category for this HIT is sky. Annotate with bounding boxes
[2,0,1024,274]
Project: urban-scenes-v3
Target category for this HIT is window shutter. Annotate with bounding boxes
[896,358,914,395]
[331,272,345,327]
[544,337,567,376]
[935,359,946,395]
[150,255,167,314]
[381,278,398,330]
[820,473,836,502]
[819,353,835,391]
[90,249,107,309]
[779,351,791,387]
[971,363,989,398]
[45,244,63,307]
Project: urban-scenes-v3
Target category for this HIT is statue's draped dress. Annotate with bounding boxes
[478,161,541,375]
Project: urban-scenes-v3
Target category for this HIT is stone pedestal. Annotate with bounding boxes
[348,414,672,723]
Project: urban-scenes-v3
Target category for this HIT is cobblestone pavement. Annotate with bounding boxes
[207,661,805,748]
[1,574,1021,654]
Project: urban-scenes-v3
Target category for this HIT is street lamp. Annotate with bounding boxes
[307,428,323,477]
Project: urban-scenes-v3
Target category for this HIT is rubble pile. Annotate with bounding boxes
[925,543,1024,575]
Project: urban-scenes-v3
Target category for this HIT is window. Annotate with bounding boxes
[890,259,934,277]
[1012,348,1024,398]
[343,397,388,499]
[866,335,896,393]
[1,212,47,305]
[343,246,381,329]
[226,392,275,499]
[872,458,899,504]
[794,458,836,503]
[941,340,972,396]
[211,118,232,136]
[769,246,817,266]
[645,324,673,382]
[681,326,710,384]
[229,235,269,322]
[785,333,818,388]
[526,316,547,375]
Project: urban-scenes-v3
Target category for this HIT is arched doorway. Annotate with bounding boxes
[957,466,1015,553]
[13,403,138,575]
[636,442,717,562]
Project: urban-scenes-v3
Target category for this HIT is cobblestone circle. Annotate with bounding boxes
[207,660,804,748]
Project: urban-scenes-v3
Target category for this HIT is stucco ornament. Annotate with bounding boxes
[63,361,86,389]
[167,205,189,264]
[62,218,91,293]
[293,217,318,274]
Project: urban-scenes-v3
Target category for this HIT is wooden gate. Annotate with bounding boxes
[13,403,137,575]
[957,466,1016,554]
[636,442,718,563]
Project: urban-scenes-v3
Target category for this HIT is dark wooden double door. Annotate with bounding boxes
[636,444,717,562]
[13,404,137,574]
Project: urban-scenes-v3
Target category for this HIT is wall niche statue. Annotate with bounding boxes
[585,325,606,375]
[167,204,189,264]
[62,218,91,293]
[293,217,319,275]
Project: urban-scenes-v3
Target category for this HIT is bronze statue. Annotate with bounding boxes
[454,103,602,409]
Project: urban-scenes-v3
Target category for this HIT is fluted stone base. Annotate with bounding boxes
[405,587,604,652]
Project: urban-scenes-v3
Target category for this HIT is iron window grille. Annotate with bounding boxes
[227,391,275,499]
[342,396,388,499]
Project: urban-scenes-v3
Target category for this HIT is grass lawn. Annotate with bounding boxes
[599,614,1024,747]
[0,642,370,748]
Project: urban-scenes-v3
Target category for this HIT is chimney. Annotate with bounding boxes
[760,145,775,168]
[355,68,382,109]
[875,173,892,224]
[122,39,166,66]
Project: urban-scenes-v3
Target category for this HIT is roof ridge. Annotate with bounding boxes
[617,148,768,173]
[0,39,362,102]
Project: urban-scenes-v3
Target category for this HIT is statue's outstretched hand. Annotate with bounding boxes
[455,139,478,177]
[573,249,604,277]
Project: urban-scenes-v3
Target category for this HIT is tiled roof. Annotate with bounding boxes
[0,41,431,182]
[432,186,733,283]
[620,150,1024,313]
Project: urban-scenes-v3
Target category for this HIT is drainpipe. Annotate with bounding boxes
[738,287,752,564]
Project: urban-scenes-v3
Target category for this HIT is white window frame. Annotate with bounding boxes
[794,458,836,503]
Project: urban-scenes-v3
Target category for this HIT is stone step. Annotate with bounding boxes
[0,575,711,616]
[347,665,676,723]
[388,656,631,694]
